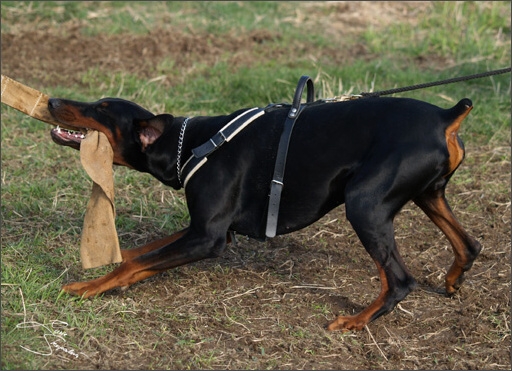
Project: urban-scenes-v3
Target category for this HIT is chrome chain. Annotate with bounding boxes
[176,117,190,187]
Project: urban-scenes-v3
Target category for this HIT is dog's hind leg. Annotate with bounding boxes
[327,166,418,331]
[413,188,481,295]
[327,201,417,331]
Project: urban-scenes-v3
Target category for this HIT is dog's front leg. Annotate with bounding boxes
[62,228,230,298]
[62,259,164,298]
[120,228,189,261]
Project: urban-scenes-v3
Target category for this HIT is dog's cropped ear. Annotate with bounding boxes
[137,114,174,152]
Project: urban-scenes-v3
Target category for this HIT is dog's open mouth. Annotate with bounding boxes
[50,125,89,148]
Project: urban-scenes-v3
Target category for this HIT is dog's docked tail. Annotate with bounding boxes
[443,98,473,176]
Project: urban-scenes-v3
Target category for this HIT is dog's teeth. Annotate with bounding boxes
[56,125,61,133]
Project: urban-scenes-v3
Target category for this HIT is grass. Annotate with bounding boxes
[1,1,510,370]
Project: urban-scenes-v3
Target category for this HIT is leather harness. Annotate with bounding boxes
[265,76,314,237]
[179,76,315,238]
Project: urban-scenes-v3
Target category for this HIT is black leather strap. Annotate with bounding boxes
[266,76,314,237]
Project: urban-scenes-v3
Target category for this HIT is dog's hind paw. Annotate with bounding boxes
[445,273,466,296]
[326,315,367,332]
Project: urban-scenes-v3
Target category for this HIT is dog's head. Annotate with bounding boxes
[48,97,174,169]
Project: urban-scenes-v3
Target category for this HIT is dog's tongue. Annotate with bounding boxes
[79,130,122,269]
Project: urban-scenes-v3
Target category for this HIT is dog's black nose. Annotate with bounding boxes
[48,98,61,110]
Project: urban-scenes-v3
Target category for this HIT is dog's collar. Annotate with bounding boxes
[179,107,265,188]
[176,117,191,187]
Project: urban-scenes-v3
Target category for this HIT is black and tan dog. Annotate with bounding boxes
[48,93,481,331]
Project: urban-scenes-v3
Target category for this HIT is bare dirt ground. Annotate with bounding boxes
[2,2,510,370]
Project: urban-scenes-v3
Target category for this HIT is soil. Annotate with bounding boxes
[1,2,510,370]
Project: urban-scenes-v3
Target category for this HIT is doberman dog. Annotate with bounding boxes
[47,93,481,331]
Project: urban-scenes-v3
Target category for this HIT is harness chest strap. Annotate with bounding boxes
[180,107,266,188]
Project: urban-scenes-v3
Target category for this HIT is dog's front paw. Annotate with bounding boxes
[62,281,99,298]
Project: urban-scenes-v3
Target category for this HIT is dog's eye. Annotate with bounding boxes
[96,102,110,113]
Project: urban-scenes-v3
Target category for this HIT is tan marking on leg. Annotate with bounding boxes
[326,261,389,332]
[414,192,481,295]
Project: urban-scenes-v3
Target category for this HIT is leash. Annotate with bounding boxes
[361,67,511,97]
[266,76,315,238]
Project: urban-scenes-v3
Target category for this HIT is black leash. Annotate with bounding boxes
[361,67,511,97]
